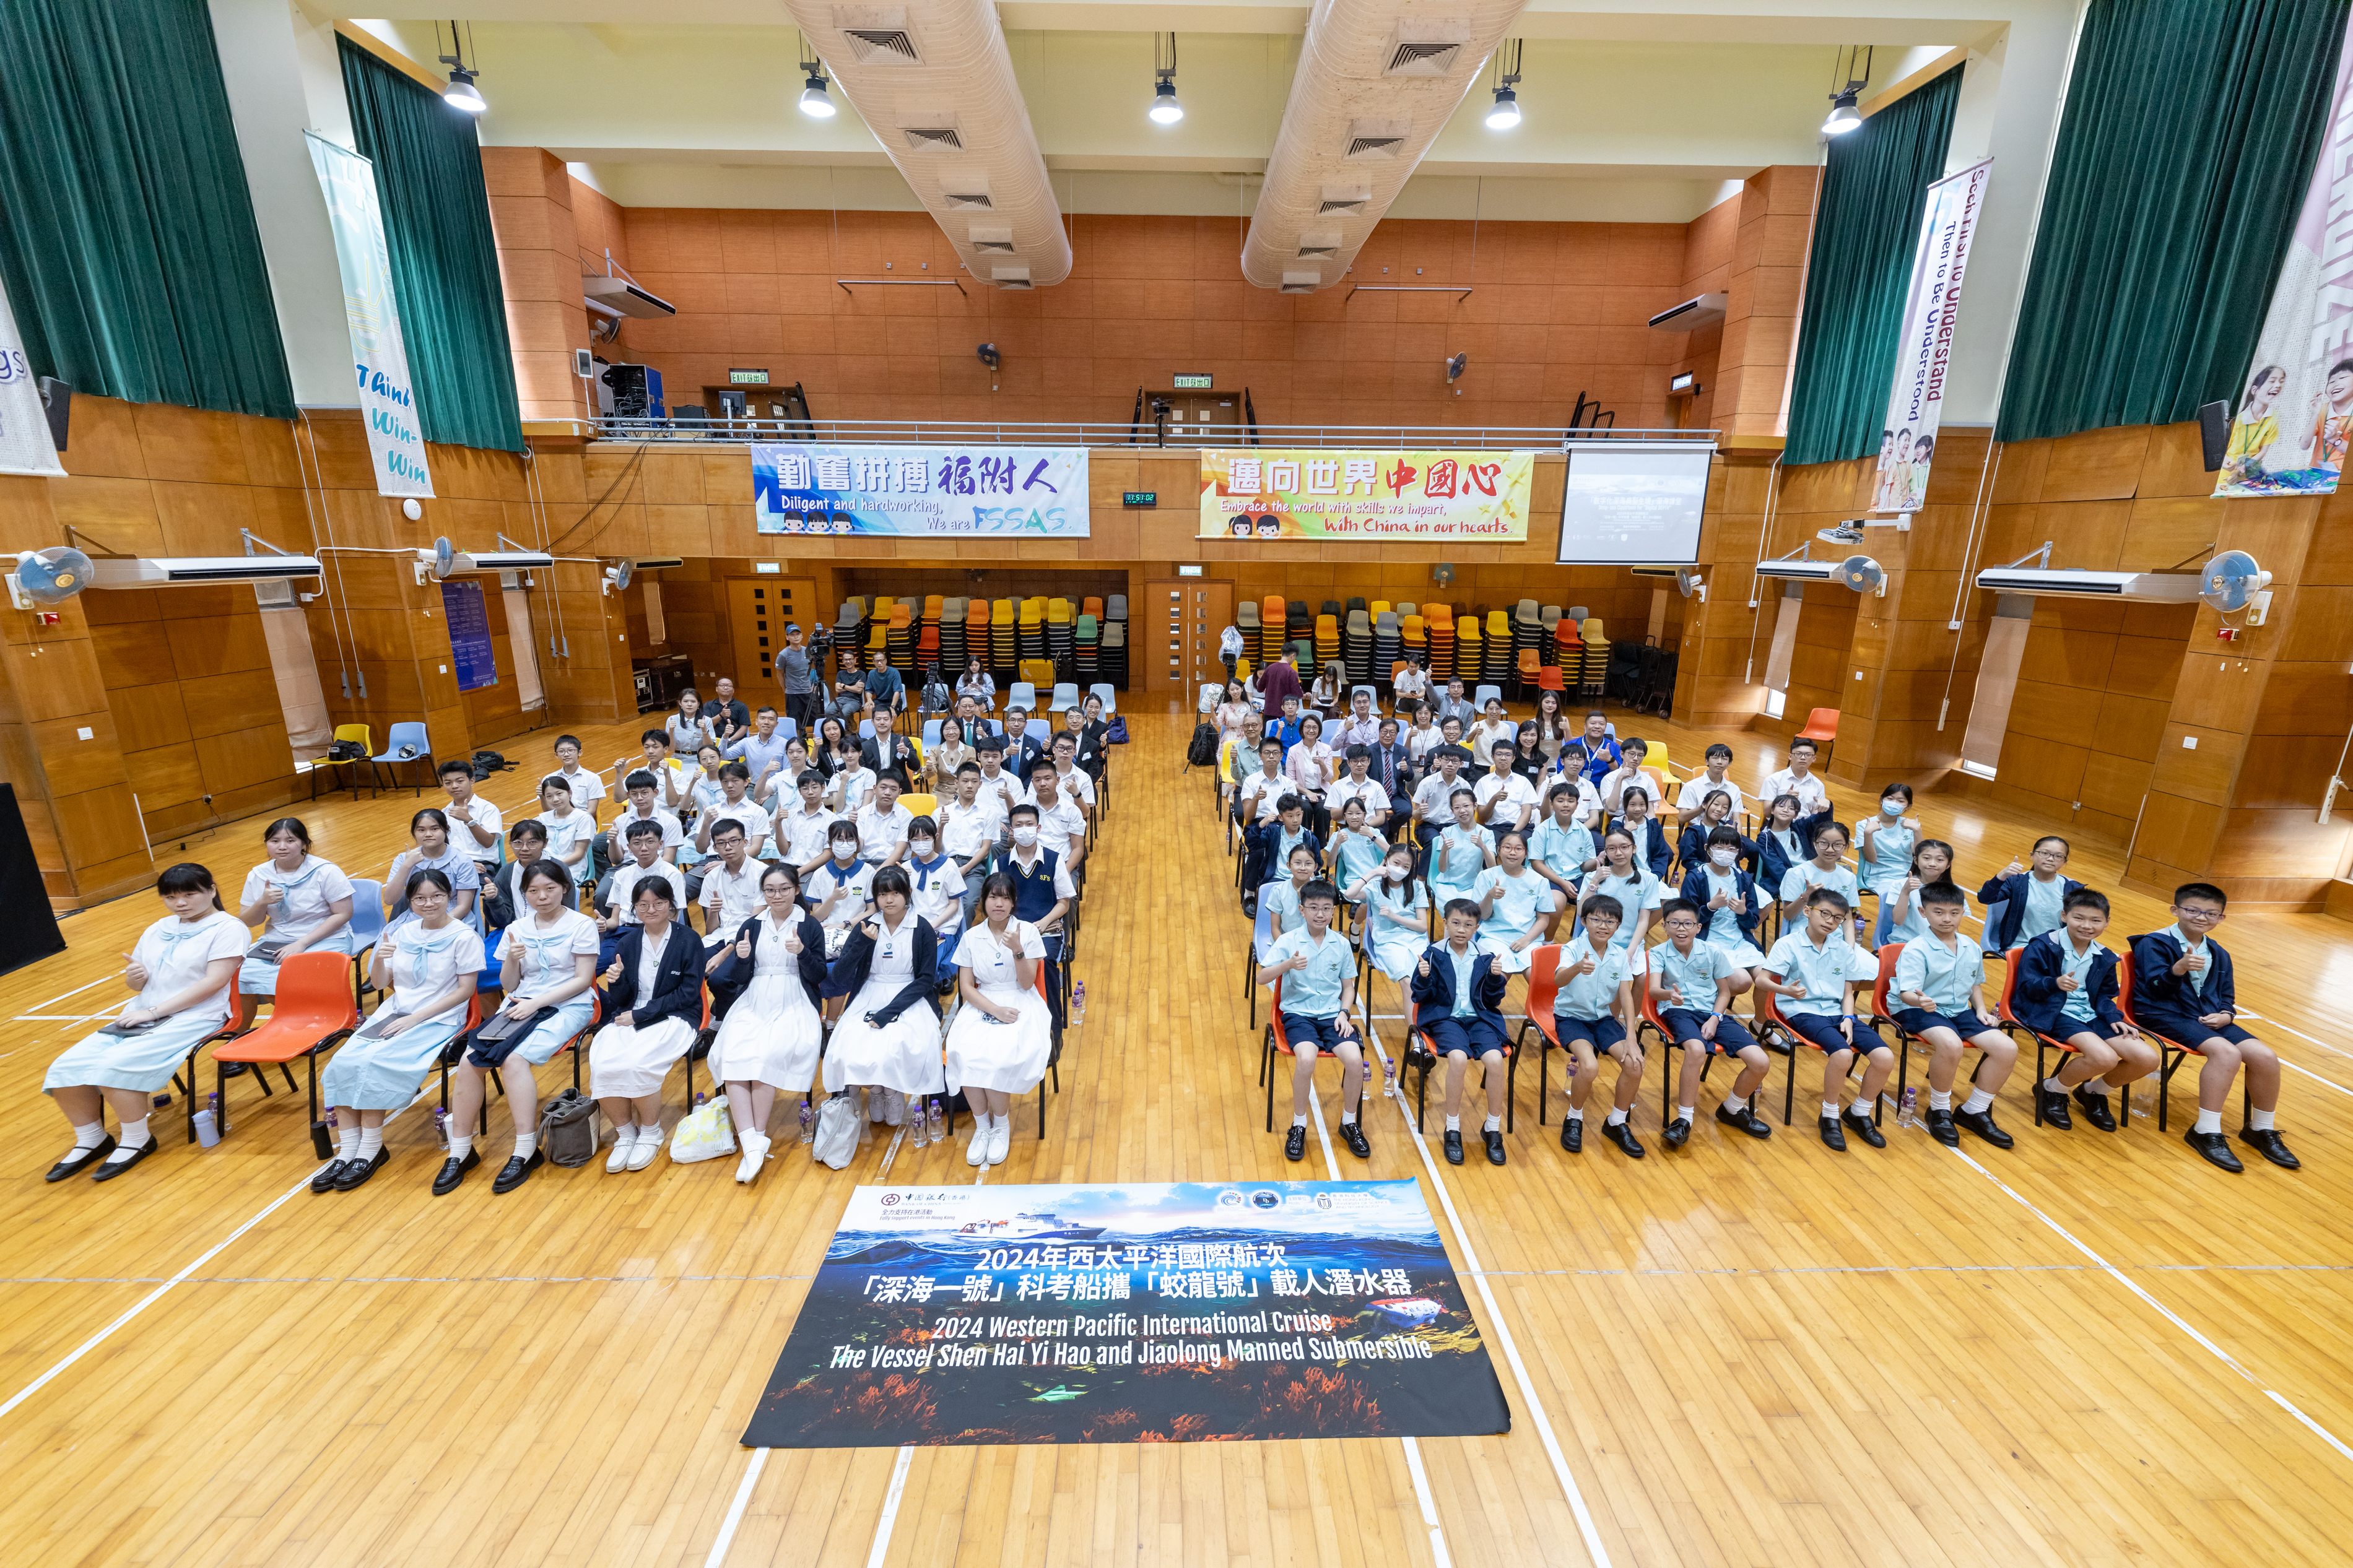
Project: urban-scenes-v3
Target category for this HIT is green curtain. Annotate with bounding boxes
[0,0,295,419]
[1782,66,1963,467]
[338,36,523,453]
[1996,0,2349,443]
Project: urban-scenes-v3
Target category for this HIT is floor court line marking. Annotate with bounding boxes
[2234,1011,2353,1061]
[703,1447,767,1568]
[0,1083,434,1426]
[863,1443,916,1568]
[1308,1080,1455,1568]
[1365,1028,1617,1568]
[1942,1142,2353,1467]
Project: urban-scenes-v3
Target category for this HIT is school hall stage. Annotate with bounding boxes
[2,706,2351,1568]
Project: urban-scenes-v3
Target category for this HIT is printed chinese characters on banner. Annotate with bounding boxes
[753,443,1089,535]
[1199,448,1534,540]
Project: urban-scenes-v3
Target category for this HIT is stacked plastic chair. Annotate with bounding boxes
[1513,599,1544,679]
[894,602,921,677]
[1075,612,1100,683]
[1342,607,1372,686]
[1105,593,1128,690]
[1259,596,1286,669]
[1237,596,1261,665]
[990,598,1017,680]
[833,598,866,667]
[939,597,967,675]
[1553,612,1583,685]
[1017,597,1046,667]
[1579,617,1611,695]
[1314,612,1340,679]
[1373,609,1399,687]
[1045,597,1075,678]
[1538,605,1562,667]
[1482,609,1511,690]
[1285,601,1313,669]
[1425,604,1454,685]
[1453,608,1479,688]
[1400,613,1425,677]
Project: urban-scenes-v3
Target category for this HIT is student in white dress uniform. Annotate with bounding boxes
[44,864,248,1183]
[524,776,594,875]
[231,818,354,1025]
[708,863,827,1185]
[822,865,947,1102]
[437,859,599,1195]
[316,867,485,1192]
[944,873,1055,1167]
[588,879,707,1172]
[900,816,969,959]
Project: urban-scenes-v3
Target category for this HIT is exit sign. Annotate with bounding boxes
[729,368,770,384]
[1173,373,1212,389]
[1123,491,1158,508]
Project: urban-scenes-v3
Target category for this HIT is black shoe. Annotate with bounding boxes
[89,1137,157,1182]
[46,1136,116,1182]
[494,1148,546,1193]
[1663,1116,1691,1149]
[1561,1116,1584,1154]
[432,1147,481,1195]
[1843,1107,1885,1150]
[2073,1087,2116,1132]
[1602,1119,1645,1159]
[1954,1107,2014,1150]
[1715,1102,1772,1140]
[2037,1089,2074,1130]
[335,1146,391,1191]
[1925,1107,1959,1147]
[1483,1128,1505,1166]
[1340,1120,1370,1159]
[2185,1129,2243,1172]
[1284,1124,1307,1163]
[1818,1114,1847,1151]
[1443,1130,1464,1165]
[2239,1128,2300,1170]
[310,1159,347,1193]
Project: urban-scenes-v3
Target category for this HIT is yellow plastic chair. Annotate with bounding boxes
[898,792,938,818]
[311,723,373,802]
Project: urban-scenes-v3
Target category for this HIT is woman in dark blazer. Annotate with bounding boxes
[586,878,707,1172]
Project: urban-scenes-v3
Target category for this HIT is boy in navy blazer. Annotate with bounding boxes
[2129,883,2297,1172]
[1410,899,1511,1167]
[2011,888,2154,1135]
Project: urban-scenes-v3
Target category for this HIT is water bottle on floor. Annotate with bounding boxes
[910,1094,930,1148]
[927,1096,946,1144]
[1898,1087,1917,1127]
[1071,981,1087,1025]
[193,1093,220,1149]
[798,1098,815,1143]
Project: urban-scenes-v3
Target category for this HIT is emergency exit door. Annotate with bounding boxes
[1144,578,1232,698]
[726,576,819,700]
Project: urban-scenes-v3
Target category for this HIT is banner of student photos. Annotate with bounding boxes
[2212,11,2353,498]
[1199,448,1534,541]
[1870,157,1990,515]
[741,1180,1510,1448]
[751,443,1089,536]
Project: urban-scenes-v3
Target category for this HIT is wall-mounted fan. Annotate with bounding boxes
[602,559,635,597]
[7,547,93,611]
[414,535,458,584]
[1431,562,1457,586]
[1836,554,1886,596]
[1674,568,1705,601]
[2199,550,2269,612]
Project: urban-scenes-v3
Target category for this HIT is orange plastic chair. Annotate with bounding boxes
[1258,977,1374,1132]
[1796,709,1840,765]
[210,952,362,1143]
[2115,948,2247,1132]
[1997,944,2132,1128]
[1410,963,1517,1134]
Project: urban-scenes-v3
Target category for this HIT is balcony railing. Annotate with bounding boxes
[584,416,1717,451]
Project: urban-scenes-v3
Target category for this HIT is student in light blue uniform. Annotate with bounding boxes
[1857,782,1923,945]
[1427,785,1493,910]
[1648,898,1772,1146]
[1350,841,1430,985]
[232,818,355,1024]
[1261,879,1366,1164]
[1473,830,1554,974]
[525,776,595,877]
[1882,838,1968,948]
[1549,895,1645,1158]
[1528,780,1597,938]
[1323,797,1389,912]
[385,808,484,937]
[1892,883,2017,1151]
[1977,835,2084,953]
[1575,826,1665,956]
[1262,842,1323,941]
[1778,820,1859,939]
[1756,886,1891,1152]
[1754,793,1810,914]
[1410,899,1512,1167]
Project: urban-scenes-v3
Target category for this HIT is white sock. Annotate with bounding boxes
[1605,1109,1626,1127]
[1292,1114,1308,1129]
[357,1127,383,1160]
[2250,1108,2276,1132]
[1339,1110,1356,1125]
[1567,1107,1585,1123]
[71,1121,107,1151]
[105,1117,149,1160]
[1822,1101,1842,1120]
[1483,1115,1501,1132]
[2043,1075,2068,1094]
[2194,1108,2222,1135]
[337,1126,361,1160]
[1928,1089,1952,1112]
[1848,1095,1872,1117]
[1445,1115,1460,1132]
[515,1132,537,1158]
[1723,1093,1747,1113]
[1676,1104,1695,1123]
[1961,1089,1994,1115]
[448,1133,473,1161]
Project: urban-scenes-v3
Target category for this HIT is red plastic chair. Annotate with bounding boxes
[1749,982,1875,1128]
[2115,948,2246,1132]
[1259,977,1376,1132]
[1634,969,1723,1125]
[1515,944,1563,1126]
[1795,708,1840,767]
[209,952,361,1144]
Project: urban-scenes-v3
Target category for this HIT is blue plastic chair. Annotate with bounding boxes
[346,877,386,1008]
[1024,719,1050,746]
[1008,681,1038,714]
[1050,682,1081,714]
[859,719,875,740]
[777,718,798,742]
[923,719,942,748]
[370,722,432,798]
[1090,683,1117,715]
[1472,685,1503,712]
[1244,881,1283,1029]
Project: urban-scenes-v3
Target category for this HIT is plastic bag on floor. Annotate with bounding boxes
[813,1093,861,1169]
[669,1096,737,1163]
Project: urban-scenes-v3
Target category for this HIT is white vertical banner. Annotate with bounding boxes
[1871,156,1993,514]
[305,132,433,498]
[0,269,63,477]
[2212,13,2353,498]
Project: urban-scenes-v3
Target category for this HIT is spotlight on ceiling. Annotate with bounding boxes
[1485,40,1523,131]
[1149,32,1183,124]
[1822,45,1871,136]
[798,32,836,118]
[436,22,485,115]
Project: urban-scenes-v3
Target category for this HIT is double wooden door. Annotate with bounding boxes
[725,576,819,698]
[1143,578,1233,698]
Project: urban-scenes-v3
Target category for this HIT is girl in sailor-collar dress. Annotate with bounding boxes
[944,872,1054,1166]
[314,866,484,1192]
[44,864,249,1183]
[709,862,828,1185]
[823,864,946,1101]
[231,817,355,1026]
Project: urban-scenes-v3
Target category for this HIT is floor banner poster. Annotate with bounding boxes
[752,444,1088,535]
[2212,15,2353,498]
[1869,157,1991,514]
[305,132,432,499]
[1200,449,1533,540]
[741,1180,1511,1448]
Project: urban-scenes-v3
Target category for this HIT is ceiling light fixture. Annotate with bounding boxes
[1822,45,1871,136]
[1149,33,1183,125]
[437,20,485,115]
[798,32,835,118]
[1485,39,1523,131]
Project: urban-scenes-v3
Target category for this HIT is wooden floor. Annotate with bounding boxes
[4,703,2352,1567]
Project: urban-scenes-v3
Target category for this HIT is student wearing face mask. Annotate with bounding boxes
[1350,840,1431,990]
[899,815,968,975]
[1857,782,1923,946]
[1677,826,1767,968]
[1001,803,1076,1041]
[805,820,877,966]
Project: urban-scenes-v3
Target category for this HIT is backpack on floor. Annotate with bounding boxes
[1185,719,1217,767]
[539,1087,601,1167]
[471,748,512,781]
[1106,716,1130,745]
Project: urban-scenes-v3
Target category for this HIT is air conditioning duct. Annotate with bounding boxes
[583,277,676,318]
[89,555,324,587]
[1243,0,1529,292]
[1972,568,2206,604]
[780,0,1070,286]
